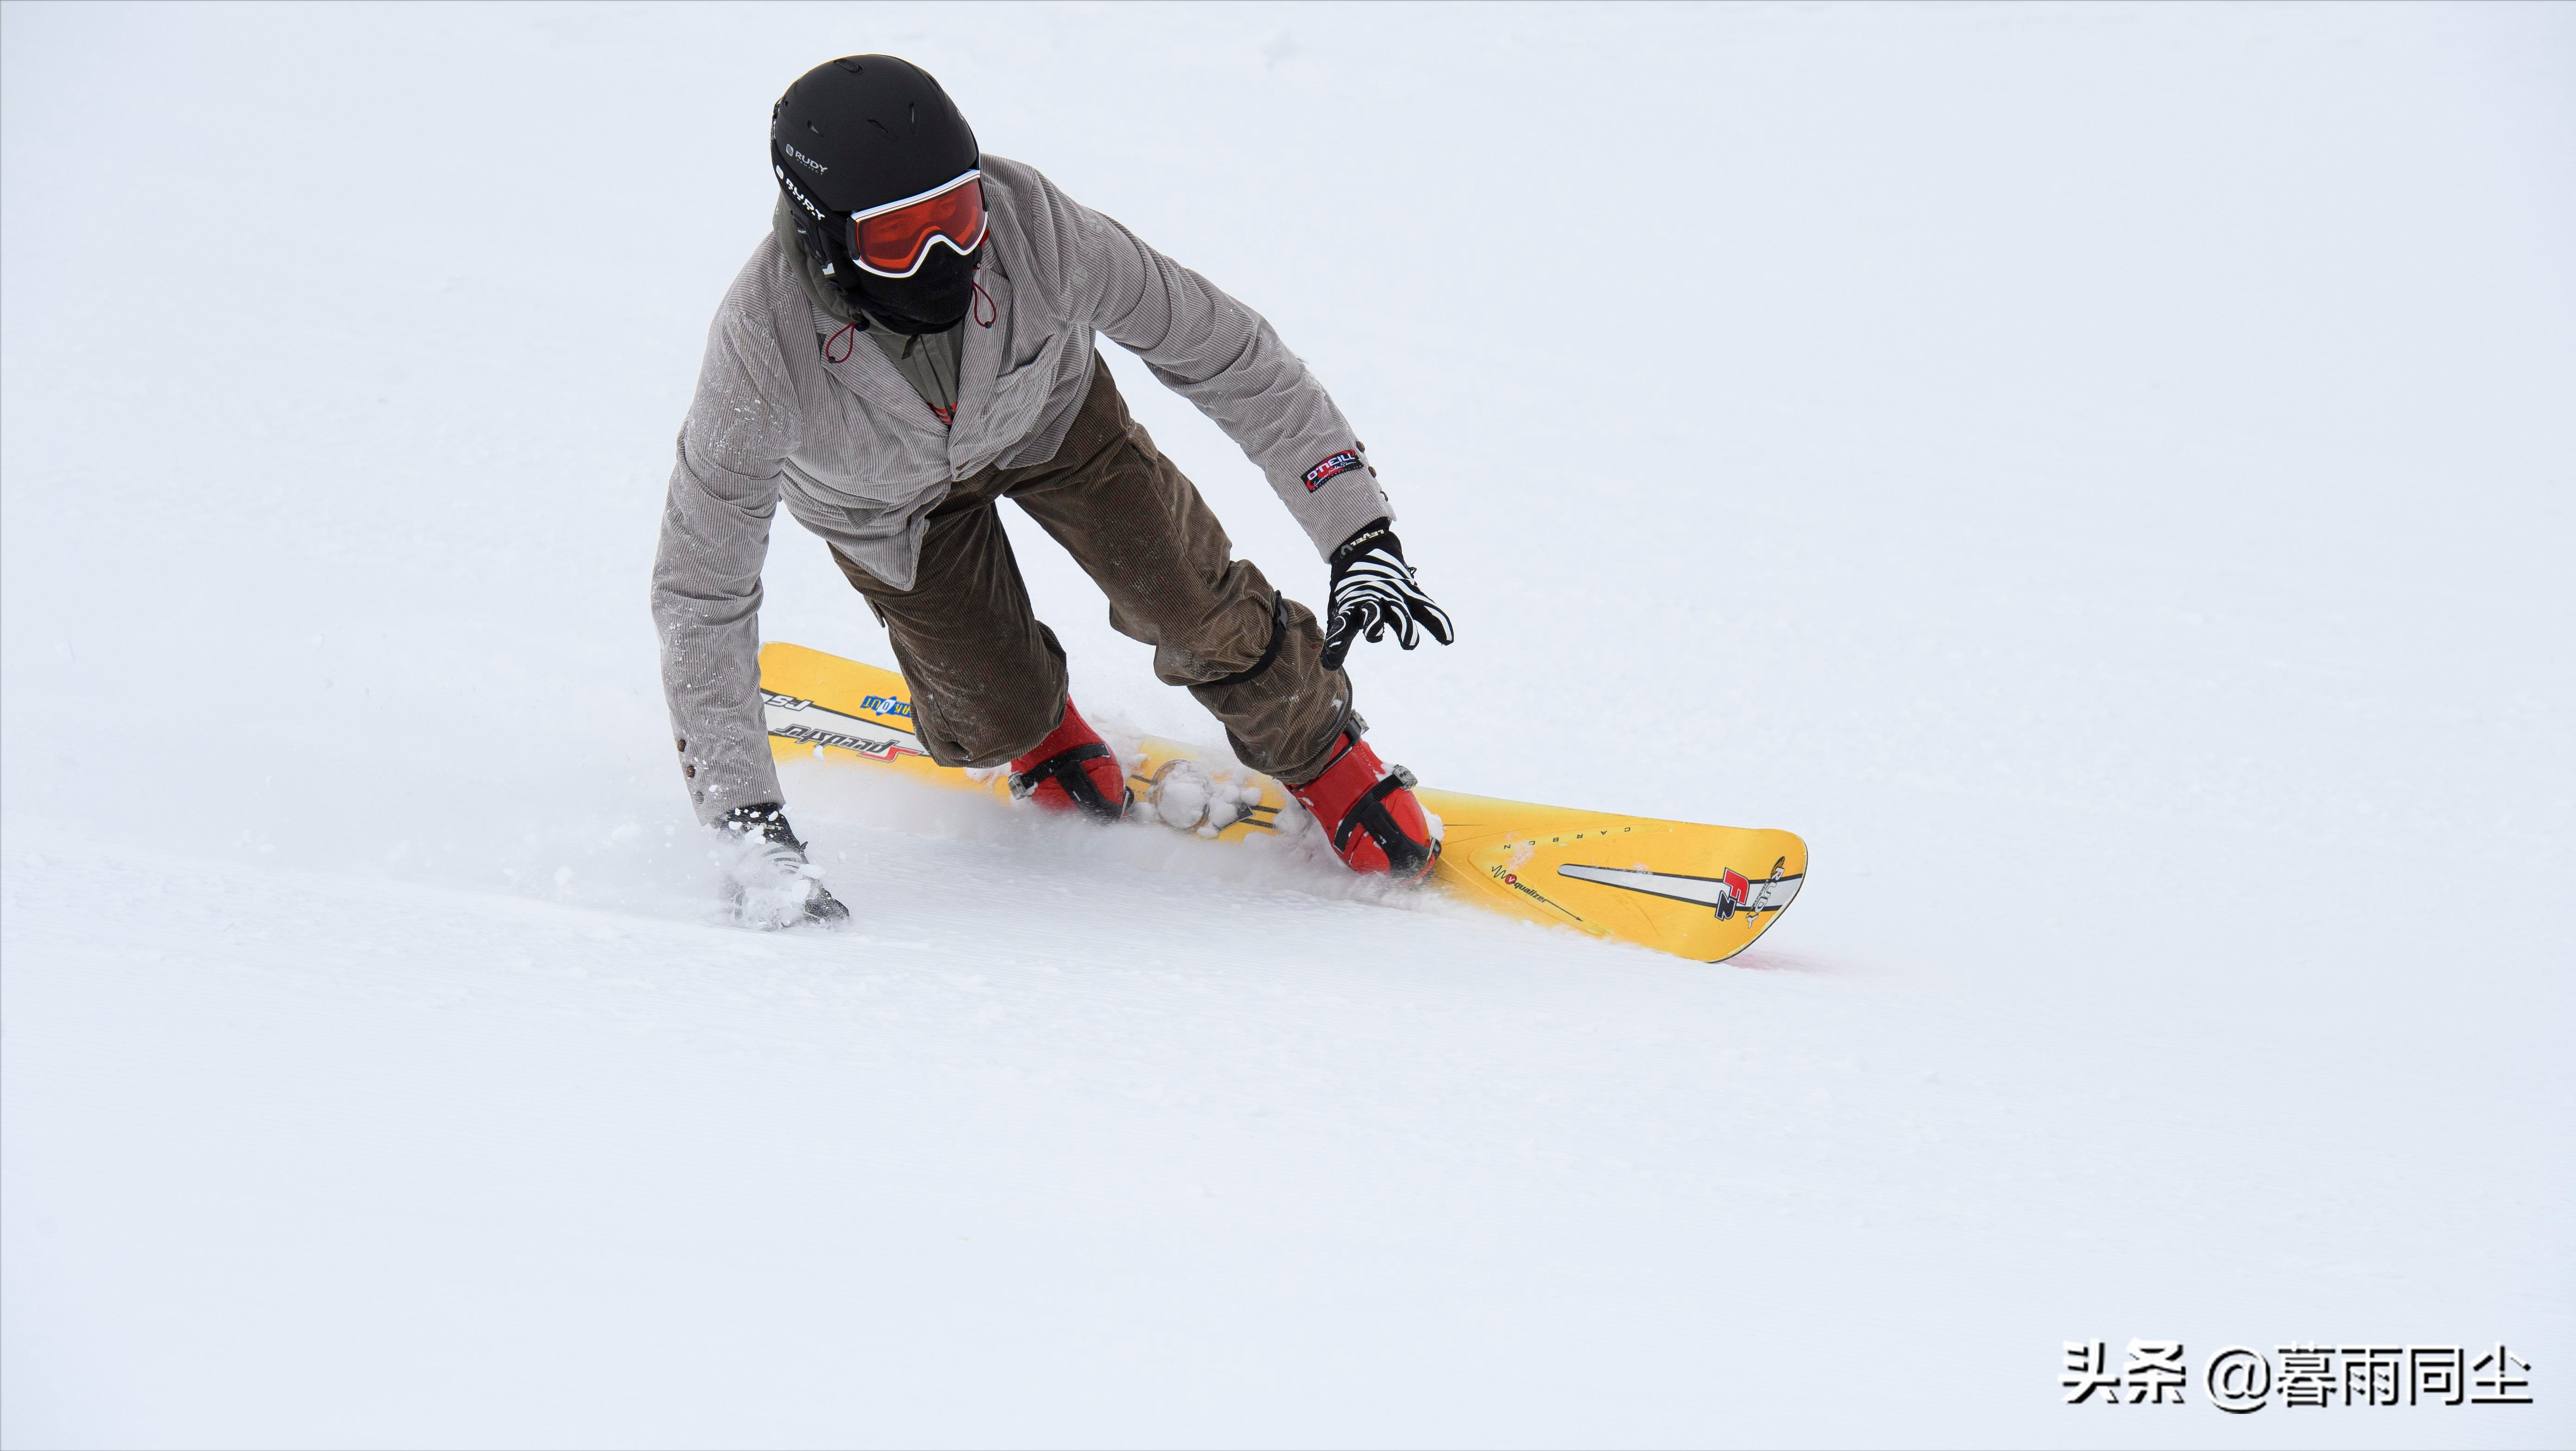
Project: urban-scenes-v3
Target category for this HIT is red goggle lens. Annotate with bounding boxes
[853,176,988,277]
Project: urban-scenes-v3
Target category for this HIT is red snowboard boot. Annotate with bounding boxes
[1285,727,1439,882]
[1009,699,1130,822]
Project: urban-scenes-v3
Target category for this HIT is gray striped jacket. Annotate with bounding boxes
[650,155,1394,824]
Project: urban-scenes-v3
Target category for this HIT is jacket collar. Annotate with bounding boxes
[775,201,947,436]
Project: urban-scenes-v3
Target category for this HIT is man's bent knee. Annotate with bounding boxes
[895,632,1070,770]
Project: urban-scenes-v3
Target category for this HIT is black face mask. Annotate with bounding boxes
[843,243,979,334]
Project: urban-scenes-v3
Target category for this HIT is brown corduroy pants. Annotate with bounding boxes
[829,358,1353,786]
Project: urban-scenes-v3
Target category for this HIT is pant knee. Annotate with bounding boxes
[899,628,1068,769]
[915,685,1062,769]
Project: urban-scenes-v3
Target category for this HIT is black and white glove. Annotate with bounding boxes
[1319,518,1455,673]
[716,803,849,929]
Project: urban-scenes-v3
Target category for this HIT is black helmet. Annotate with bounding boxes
[772,56,984,333]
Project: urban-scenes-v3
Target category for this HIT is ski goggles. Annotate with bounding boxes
[847,170,988,278]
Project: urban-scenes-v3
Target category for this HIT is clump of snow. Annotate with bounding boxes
[706,827,833,932]
[1140,756,1215,830]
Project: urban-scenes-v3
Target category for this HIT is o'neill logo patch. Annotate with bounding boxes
[1301,448,1364,492]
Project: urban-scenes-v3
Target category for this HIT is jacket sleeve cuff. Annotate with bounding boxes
[1274,442,1397,558]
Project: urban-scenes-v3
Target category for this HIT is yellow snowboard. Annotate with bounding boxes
[759,642,1807,963]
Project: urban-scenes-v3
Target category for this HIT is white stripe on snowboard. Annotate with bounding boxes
[1556,864,1804,915]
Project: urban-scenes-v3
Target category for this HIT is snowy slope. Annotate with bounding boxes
[3,3,2570,1446]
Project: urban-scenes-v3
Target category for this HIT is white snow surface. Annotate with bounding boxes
[4,3,2570,1446]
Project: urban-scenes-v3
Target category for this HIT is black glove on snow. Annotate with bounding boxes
[1320,519,1455,673]
[717,802,849,927]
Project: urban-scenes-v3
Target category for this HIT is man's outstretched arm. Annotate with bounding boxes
[998,160,1455,670]
[651,297,800,826]
[1003,160,1397,561]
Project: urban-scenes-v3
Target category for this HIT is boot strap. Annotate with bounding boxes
[1010,741,1124,819]
[1330,766,1432,877]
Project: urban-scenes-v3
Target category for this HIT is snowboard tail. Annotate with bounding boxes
[758,642,1806,963]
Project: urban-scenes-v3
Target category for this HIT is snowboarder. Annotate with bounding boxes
[652,56,1456,925]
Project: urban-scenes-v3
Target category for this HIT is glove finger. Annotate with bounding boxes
[1320,615,1357,673]
[1412,595,1457,646]
[1389,605,1422,651]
